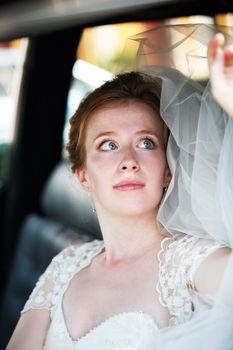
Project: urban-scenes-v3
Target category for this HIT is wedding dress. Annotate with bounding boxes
[21,24,233,349]
[21,235,225,349]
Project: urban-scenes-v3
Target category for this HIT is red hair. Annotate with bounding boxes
[66,71,168,172]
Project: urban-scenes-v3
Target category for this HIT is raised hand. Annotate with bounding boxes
[208,33,233,118]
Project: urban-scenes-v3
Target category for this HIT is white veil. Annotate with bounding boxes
[124,24,233,349]
[155,66,233,246]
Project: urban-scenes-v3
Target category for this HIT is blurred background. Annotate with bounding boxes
[1,13,233,183]
[0,1,233,347]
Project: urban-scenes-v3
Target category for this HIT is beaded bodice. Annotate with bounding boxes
[22,234,224,349]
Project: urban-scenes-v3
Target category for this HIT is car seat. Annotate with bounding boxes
[0,161,102,348]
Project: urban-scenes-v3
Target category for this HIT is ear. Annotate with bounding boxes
[164,165,172,187]
[75,167,92,192]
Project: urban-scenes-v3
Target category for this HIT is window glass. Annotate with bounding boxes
[0,38,28,181]
[63,15,214,155]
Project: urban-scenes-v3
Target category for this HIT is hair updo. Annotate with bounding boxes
[66,71,165,172]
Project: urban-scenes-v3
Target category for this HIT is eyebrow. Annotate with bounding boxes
[135,130,160,139]
[94,130,160,142]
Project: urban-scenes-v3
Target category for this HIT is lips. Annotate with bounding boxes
[113,181,145,191]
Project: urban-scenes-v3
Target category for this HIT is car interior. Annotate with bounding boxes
[0,0,233,348]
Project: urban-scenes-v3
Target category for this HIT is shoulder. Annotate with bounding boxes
[21,239,104,313]
[50,239,104,274]
[165,234,231,295]
[157,234,230,324]
[194,244,231,296]
[164,233,226,259]
[53,239,104,262]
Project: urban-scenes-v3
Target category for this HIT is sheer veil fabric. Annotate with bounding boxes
[124,24,233,349]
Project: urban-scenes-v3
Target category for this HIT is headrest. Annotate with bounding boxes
[41,161,102,239]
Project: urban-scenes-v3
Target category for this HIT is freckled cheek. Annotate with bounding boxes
[145,157,167,185]
[88,152,120,167]
[141,151,166,169]
[85,153,118,186]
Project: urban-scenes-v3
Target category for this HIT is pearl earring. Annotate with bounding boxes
[87,193,96,213]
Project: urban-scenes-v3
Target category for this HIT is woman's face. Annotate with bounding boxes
[76,100,171,217]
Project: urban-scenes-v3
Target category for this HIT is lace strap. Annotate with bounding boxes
[21,240,104,313]
[183,236,226,290]
[157,234,225,325]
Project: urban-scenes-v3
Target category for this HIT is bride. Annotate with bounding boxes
[6,31,233,349]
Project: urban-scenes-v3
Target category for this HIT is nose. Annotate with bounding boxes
[119,147,140,172]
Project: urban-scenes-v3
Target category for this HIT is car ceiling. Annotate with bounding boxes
[0,0,233,41]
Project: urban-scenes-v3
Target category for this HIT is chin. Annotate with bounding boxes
[96,195,160,217]
[110,203,157,217]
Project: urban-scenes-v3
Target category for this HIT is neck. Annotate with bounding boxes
[96,208,163,265]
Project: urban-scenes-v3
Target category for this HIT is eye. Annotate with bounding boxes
[138,138,155,149]
[99,140,118,151]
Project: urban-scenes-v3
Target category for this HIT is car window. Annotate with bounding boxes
[62,13,233,156]
[0,38,28,182]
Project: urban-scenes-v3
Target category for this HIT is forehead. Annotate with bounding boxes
[86,100,164,139]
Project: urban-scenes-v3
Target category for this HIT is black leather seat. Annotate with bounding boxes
[0,161,102,348]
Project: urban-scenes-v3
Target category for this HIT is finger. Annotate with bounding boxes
[208,37,218,65]
[209,47,225,95]
[224,46,233,67]
[208,33,225,65]
[223,67,233,78]
[209,46,224,76]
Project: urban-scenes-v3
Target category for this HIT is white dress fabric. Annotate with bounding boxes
[21,235,225,349]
